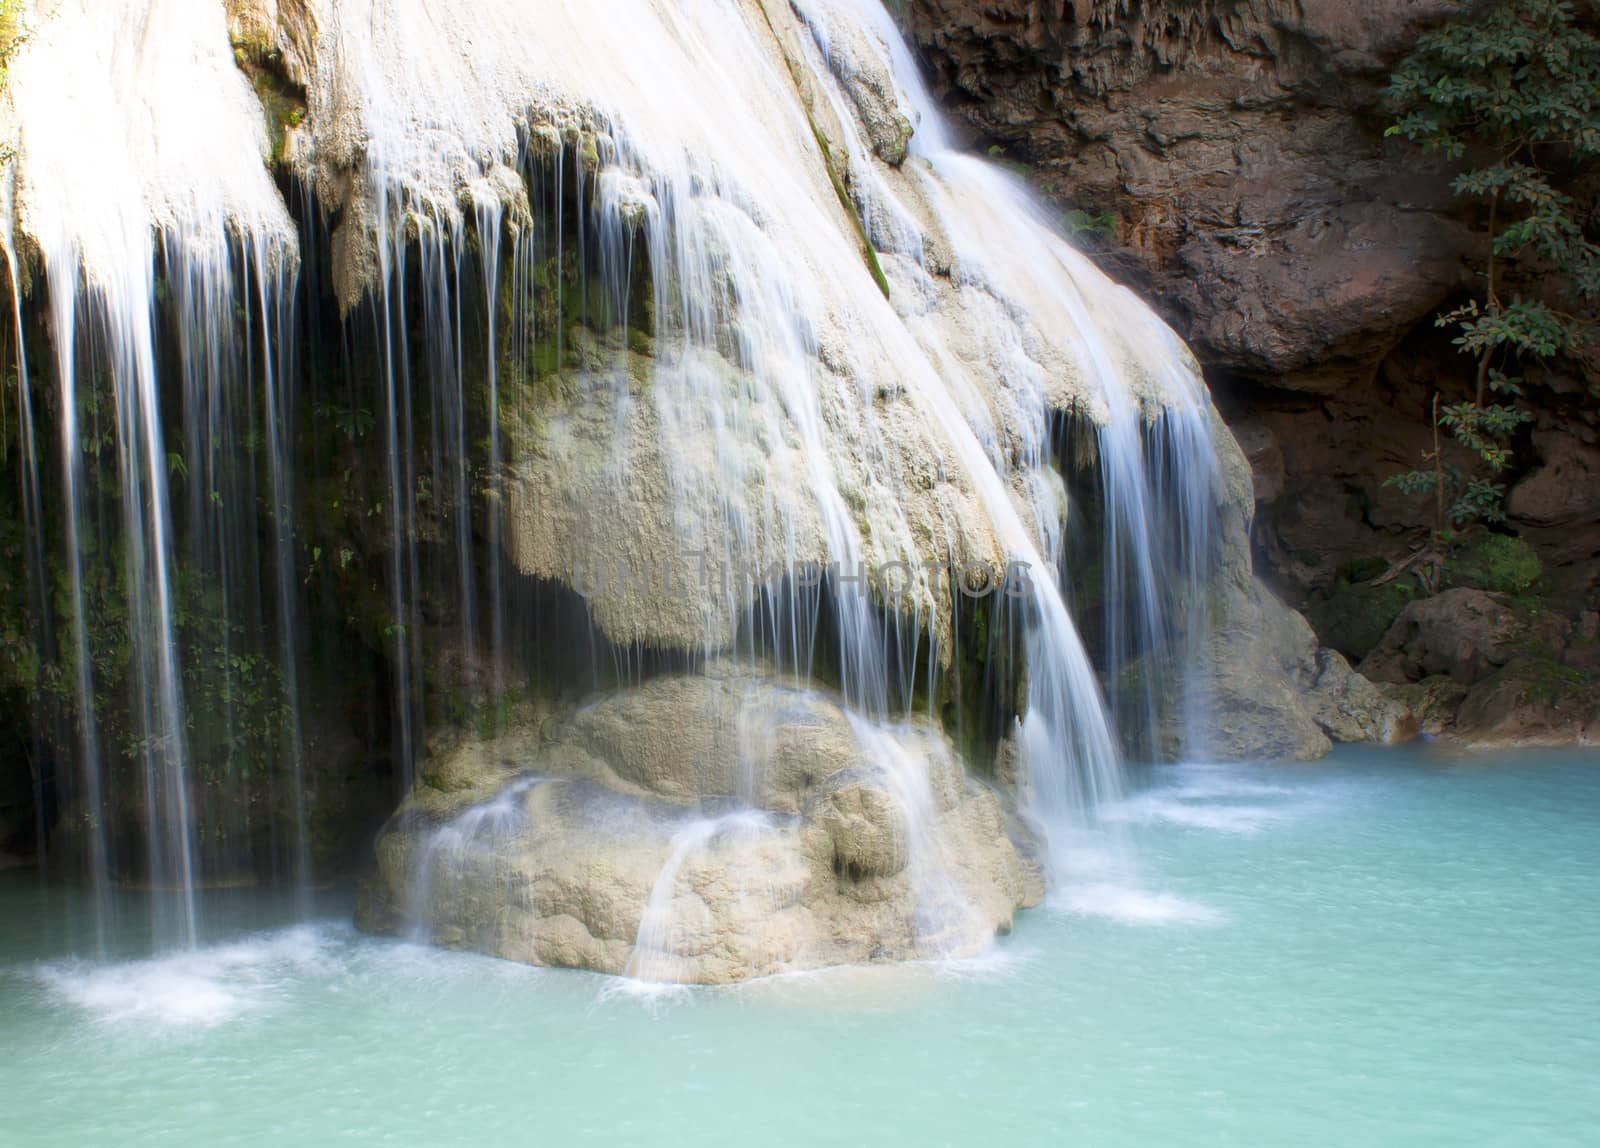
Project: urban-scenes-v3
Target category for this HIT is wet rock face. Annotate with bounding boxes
[904,0,1469,380]
[1451,659,1600,749]
[1195,579,1414,761]
[356,668,1041,984]
[899,0,1483,607]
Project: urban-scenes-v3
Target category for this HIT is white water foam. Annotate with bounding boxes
[32,925,333,1029]
[1103,794,1291,836]
[1054,884,1225,927]
[1105,763,1333,835]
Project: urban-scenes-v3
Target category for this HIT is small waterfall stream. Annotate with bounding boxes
[624,810,772,984]
[406,774,543,946]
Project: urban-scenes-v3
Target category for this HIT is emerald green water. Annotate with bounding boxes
[4,746,1597,1145]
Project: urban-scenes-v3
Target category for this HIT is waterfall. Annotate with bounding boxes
[794,0,1222,832]
[405,773,542,946]
[2,0,302,947]
[0,0,1232,962]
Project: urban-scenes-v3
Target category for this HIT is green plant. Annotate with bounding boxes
[314,401,375,443]
[1382,0,1600,580]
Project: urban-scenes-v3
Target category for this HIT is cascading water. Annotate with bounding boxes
[792,0,1223,840]
[405,772,544,946]
[0,0,1237,971]
[2,0,303,947]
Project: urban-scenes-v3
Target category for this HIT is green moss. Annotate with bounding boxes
[806,116,891,301]
[1521,657,1596,705]
[1063,210,1119,240]
[1336,554,1391,584]
[1444,534,1543,595]
[226,16,306,168]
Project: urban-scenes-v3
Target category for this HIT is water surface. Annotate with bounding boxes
[4,746,1596,1146]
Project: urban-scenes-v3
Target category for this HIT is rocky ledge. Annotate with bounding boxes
[1361,589,1600,748]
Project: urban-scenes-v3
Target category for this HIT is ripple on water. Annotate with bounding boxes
[1101,760,1354,836]
[1052,883,1226,926]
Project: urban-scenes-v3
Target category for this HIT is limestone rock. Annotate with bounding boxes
[905,0,1470,381]
[1393,676,1470,738]
[357,668,1039,983]
[1303,646,1418,747]
[1507,433,1600,577]
[1194,578,1413,760]
[903,0,1600,700]
[1508,432,1600,529]
[1350,594,1599,744]
[1230,419,1285,504]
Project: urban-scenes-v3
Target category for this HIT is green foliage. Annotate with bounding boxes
[1443,534,1544,594]
[986,143,1032,178]
[1382,0,1600,564]
[0,490,40,699]
[1383,394,1528,531]
[29,544,292,786]
[172,571,293,782]
[1384,1,1600,170]
[1440,297,1569,362]
[314,400,375,443]
[985,145,1121,242]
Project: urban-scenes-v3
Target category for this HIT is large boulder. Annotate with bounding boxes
[1352,591,1600,745]
[1507,432,1600,588]
[1508,432,1600,530]
[1452,658,1600,749]
[1196,580,1413,760]
[1360,589,1566,687]
[357,666,1041,983]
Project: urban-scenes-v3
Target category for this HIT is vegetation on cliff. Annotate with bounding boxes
[1383,0,1600,579]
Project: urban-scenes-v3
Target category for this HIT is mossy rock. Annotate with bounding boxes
[1306,578,1422,661]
